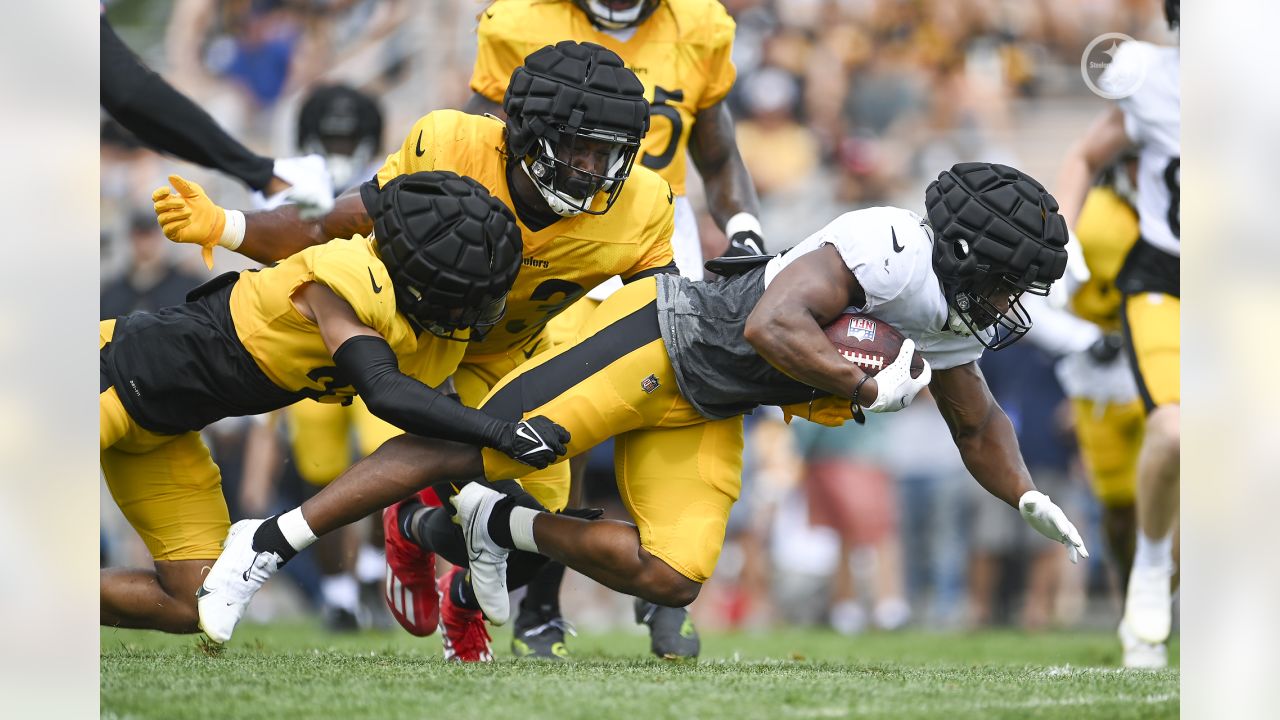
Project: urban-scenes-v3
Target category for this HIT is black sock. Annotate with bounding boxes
[251,515,297,563]
[397,499,425,544]
[520,561,565,616]
[486,496,517,550]
[451,570,481,611]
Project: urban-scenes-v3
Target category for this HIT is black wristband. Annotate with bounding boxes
[851,374,874,408]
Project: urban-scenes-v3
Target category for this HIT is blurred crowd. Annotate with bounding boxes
[101,0,1175,635]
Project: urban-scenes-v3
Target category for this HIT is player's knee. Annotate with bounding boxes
[1147,405,1180,451]
[637,559,701,607]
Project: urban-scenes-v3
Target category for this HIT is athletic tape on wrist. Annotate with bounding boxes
[509,506,540,553]
[725,212,762,239]
[220,209,246,250]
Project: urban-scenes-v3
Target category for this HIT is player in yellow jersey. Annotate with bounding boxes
[105,171,565,635]
[465,0,762,660]
[153,42,675,656]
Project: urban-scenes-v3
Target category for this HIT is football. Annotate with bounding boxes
[823,311,925,377]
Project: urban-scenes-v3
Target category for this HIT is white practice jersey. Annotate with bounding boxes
[1103,41,1181,257]
[764,207,986,371]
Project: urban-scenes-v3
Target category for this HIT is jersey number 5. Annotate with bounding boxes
[641,87,684,171]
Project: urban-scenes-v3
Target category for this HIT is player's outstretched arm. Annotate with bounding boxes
[743,245,876,404]
[1055,106,1132,227]
[298,282,570,468]
[153,177,371,267]
[690,101,765,255]
[930,361,1088,562]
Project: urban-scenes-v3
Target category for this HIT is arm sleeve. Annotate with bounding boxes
[100,16,275,191]
[626,186,677,276]
[333,335,508,448]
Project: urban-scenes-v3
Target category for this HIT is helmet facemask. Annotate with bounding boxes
[945,268,1051,351]
[424,294,508,342]
[521,123,640,217]
[575,0,660,30]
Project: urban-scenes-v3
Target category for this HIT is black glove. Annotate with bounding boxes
[494,415,571,469]
[561,506,606,521]
[1086,332,1126,364]
[724,229,766,257]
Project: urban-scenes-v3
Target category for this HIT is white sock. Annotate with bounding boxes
[355,545,385,584]
[279,507,319,552]
[510,506,540,553]
[1133,529,1173,572]
[320,574,359,612]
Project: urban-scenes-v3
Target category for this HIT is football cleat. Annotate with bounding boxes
[381,502,439,636]
[635,599,700,660]
[1119,619,1168,669]
[511,606,576,660]
[1123,564,1173,644]
[437,568,493,662]
[450,483,512,625]
[196,519,282,643]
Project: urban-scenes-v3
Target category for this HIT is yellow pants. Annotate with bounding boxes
[1123,292,1179,410]
[1071,397,1145,507]
[284,397,400,486]
[100,319,229,561]
[478,278,744,583]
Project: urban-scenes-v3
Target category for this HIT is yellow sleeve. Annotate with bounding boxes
[698,5,738,109]
[470,2,525,103]
[308,239,399,340]
[375,113,440,189]
[625,183,676,277]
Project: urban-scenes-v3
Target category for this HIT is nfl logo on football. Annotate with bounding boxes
[846,317,877,343]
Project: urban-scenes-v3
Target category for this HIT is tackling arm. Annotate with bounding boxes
[929,361,1034,508]
[1055,106,1133,227]
[689,101,764,251]
[743,245,878,404]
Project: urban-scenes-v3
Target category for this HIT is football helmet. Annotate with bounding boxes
[503,41,649,217]
[363,171,522,340]
[925,162,1068,350]
[297,84,383,193]
[572,0,661,30]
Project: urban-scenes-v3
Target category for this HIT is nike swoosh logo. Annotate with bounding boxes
[368,267,383,293]
[195,585,212,600]
[521,338,542,360]
[891,227,904,253]
[515,423,550,455]
[415,130,426,157]
[666,183,674,204]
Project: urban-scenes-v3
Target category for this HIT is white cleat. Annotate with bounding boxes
[1119,619,1168,669]
[1122,564,1173,645]
[196,519,283,643]
[450,483,511,626]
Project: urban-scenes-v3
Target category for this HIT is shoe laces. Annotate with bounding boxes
[522,616,577,639]
[453,611,492,656]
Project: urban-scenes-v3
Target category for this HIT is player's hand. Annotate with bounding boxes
[270,155,334,220]
[1086,332,1125,364]
[866,339,931,413]
[152,175,227,269]
[495,416,571,469]
[722,229,766,258]
[1019,490,1089,564]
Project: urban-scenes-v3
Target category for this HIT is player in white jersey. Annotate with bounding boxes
[196,162,1091,649]
[1054,0,1179,667]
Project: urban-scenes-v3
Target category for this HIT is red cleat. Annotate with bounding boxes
[437,567,493,662]
[382,500,438,636]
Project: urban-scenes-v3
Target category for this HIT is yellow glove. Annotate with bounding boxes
[780,395,864,427]
[152,175,241,269]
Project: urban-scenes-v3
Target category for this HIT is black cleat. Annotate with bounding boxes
[511,605,575,660]
[635,598,700,659]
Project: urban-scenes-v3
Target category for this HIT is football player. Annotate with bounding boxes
[104,171,567,633]
[154,41,676,659]
[464,0,762,661]
[1054,0,1180,665]
[194,162,1090,651]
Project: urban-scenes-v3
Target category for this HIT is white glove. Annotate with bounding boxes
[1019,490,1089,563]
[867,339,932,413]
[263,154,334,219]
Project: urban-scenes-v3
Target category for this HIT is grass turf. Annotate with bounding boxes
[101,622,1178,719]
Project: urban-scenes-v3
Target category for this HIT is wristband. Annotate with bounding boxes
[220,209,246,250]
[851,373,874,408]
[725,212,762,240]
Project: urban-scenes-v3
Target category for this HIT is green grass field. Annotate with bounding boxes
[101,622,1178,719]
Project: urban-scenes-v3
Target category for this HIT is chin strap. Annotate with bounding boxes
[519,157,586,218]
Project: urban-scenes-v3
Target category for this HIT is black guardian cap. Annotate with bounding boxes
[503,41,649,216]
[363,171,523,340]
[925,162,1068,350]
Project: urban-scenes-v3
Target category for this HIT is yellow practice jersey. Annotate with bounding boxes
[1070,186,1140,331]
[376,109,675,357]
[470,0,737,196]
[231,235,466,400]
